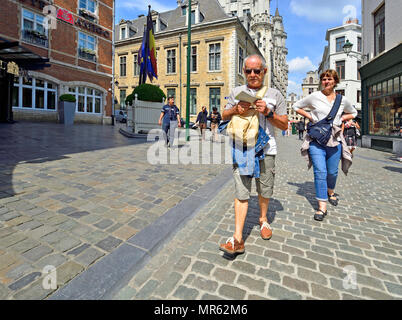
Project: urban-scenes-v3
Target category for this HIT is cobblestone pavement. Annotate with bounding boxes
[0,122,229,299]
[113,134,402,300]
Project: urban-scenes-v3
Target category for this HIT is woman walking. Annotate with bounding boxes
[292,69,357,221]
[342,118,360,154]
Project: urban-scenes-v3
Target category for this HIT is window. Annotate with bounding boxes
[13,77,57,110]
[336,61,345,80]
[121,27,126,39]
[133,54,139,76]
[209,43,221,71]
[120,56,127,76]
[191,10,195,25]
[357,90,361,103]
[120,89,126,110]
[167,49,176,74]
[69,86,102,114]
[309,77,313,84]
[181,6,186,16]
[209,88,220,112]
[190,88,197,115]
[190,46,197,72]
[22,9,48,48]
[357,61,361,80]
[78,32,96,61]
[167,88,176,99]
[243,9,250,16]
[374,4,385,56]
[335,89,345,96]
[231,11,237,17]
[309,88,314,94]
[357,37,362,52]
[79,0,96,13]
[336,36,345,52]
[238,47,244,74]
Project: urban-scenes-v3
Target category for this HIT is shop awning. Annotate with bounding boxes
[0,37,50,70]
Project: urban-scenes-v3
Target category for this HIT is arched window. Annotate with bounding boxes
[309,77,313,84]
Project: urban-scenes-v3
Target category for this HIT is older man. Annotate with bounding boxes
[219,54,288,255]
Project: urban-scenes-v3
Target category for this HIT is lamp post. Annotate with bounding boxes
[111,0,116,126]
[185,0,191,142]
[343,39,369,61]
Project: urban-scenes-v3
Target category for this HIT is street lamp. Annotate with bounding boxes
[343,39,369,61]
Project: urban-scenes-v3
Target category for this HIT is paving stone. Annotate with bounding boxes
[12,280,55,300]
[56,261,84,286]
[298,267,328,286]
[319,264,344,278]
[329,278,361,296]
[311,283,340,300]
[41,231,68,245]
[95,236,122,252]
[93,219,114,230]
[68,211,90,219]
[8,272,42,291]
[16,220,43,231]
[75,247,104,267]
[156,272,182,298]
[268,283,302,300]
[191,260,214,276]
[335,251,372,266]
[269,260,295,275]
[0,233,27,248]
[174,256,192,273]
[282,276,310,294]
[264,249,289,263]
[197,251,229,267]
[237,274,266,293]
[306,251,335,265]
[281,244,305,257]
[22,245,53,262]
[373,260,402,275]
[384,282,402,297]
[135,279,160,299]
[212,267,236,284]
[218,284,246,300]
[231,260,256,275]
[191,275,219,292]
[361,287,395,300]
[291,256,317,270]
[67,243,91,256]
[29,226,58,239]
[36,254,67,270]
[173,285,199,300]
[53,238,82,253]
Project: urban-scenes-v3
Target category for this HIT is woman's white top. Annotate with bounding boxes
[292,91,357,126]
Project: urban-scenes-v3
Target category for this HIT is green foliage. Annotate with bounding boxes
[59,94,76,102]
[126,83,166,105]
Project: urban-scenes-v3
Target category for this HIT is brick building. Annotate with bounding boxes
[114,0,261,122]
[0,0,114,124]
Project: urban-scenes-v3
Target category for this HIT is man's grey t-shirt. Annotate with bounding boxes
[225,85,287,155]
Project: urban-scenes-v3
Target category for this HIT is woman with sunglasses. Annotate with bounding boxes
[292,69,357,221]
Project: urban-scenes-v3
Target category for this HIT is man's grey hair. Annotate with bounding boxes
[243,54,267,69]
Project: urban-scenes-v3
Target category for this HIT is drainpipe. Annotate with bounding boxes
[179,32,182,114]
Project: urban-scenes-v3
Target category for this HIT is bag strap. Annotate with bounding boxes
[326,94,342,122]
[256,86,268,100]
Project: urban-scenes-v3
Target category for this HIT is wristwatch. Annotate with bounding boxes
[266,110,274,119]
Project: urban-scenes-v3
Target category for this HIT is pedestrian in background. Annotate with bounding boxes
[219,54,288,255]
[342,118,360,154]
[292,69,357,221]
[196,106,208,141]
[158,96,181,147]
[298,120,305,140]
[208,106,222,142]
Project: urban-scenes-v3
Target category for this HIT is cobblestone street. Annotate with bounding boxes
[1,122,402,300]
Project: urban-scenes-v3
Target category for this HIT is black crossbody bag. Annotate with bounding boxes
[307,94,342,146]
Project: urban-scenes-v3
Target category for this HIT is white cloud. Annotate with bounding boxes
[289,0,361,23]
[287,80,302,96]
[118,0,176,14]
[288,56,316,74]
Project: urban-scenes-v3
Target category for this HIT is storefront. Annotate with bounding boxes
[0,37,50,123]
[360,43,402,154]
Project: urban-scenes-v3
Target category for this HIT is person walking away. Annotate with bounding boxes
[208,106,222,142]
[292,69,357,221]
[219,54,288,255]
[158,96,181,147]
[298,120,305,140]
[342,118,360,154]
[196,106,208,140]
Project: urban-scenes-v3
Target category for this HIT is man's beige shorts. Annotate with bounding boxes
[233,155,276,200]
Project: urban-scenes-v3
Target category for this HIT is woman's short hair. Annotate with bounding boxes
[320,69,340,85]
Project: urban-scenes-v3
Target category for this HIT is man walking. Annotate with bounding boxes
[219,54,288,255]
[196,106,208,141]
[158,96,181,147]
[208,106,222,142]
[298,120,305,140]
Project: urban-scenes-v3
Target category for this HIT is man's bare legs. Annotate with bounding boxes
[258,195,269,223]
[233,198,248,242]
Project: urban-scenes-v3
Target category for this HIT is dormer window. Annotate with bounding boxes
[121,27,126,39]
[181,6,186,16]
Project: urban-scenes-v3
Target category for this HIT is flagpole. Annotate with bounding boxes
[185,0,191,142]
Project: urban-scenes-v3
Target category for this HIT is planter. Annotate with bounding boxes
[58,101,76,125]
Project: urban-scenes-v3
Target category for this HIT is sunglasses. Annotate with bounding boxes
[245,68,264,75]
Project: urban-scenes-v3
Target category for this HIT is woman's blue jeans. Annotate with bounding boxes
[308,141,342,201]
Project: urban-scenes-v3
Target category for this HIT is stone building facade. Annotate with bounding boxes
[218,0,288,97]
[0,0,114,124]
[302,70,320,98]
[114,0,260,122]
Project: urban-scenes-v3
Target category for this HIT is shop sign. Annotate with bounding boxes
[57,9,74,25]
[75,18,110,39]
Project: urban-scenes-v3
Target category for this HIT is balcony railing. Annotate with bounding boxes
[78,48,96,62]
[22,29,48,48]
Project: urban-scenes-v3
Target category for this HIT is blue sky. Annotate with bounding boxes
[115,0,361,97]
